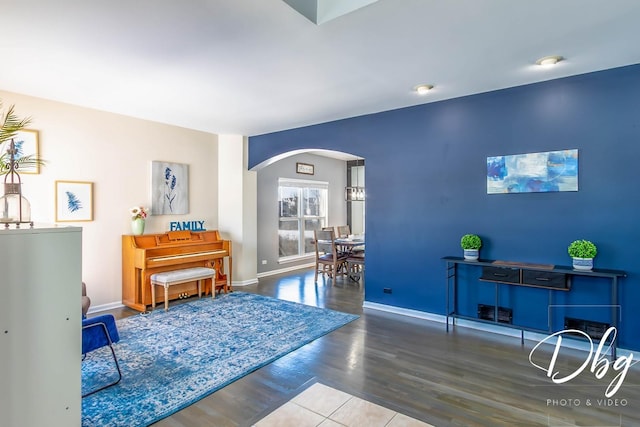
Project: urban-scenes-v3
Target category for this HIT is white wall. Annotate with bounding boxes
[1,90,219,308]
[217,135,258,285]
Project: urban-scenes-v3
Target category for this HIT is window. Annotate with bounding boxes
[278,178,328,260]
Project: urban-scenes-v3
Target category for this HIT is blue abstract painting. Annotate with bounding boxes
[487,149,578,194]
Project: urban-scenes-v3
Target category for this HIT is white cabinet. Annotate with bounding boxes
[0,226,82,427]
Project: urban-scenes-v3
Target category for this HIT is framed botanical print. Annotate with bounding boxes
[2,129,40,174]
[151,161,189,215]
[55,181,93,222]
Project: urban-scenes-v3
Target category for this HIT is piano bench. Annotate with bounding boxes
[150,267,216,312]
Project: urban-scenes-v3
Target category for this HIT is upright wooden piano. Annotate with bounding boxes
[122,230,232,312]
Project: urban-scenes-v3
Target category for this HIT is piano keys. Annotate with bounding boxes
[122,230,232,312]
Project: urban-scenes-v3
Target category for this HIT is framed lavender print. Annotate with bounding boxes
[55,181,93,222]
[151,161,189,215]
[487,149,578,194]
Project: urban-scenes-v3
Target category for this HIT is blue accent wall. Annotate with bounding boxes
[249,64,640,350]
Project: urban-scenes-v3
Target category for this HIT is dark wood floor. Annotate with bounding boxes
[105,270,640,427]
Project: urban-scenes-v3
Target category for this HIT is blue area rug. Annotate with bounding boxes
[82,292,358,427]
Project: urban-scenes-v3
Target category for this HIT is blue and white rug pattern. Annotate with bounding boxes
[82,292,358,427]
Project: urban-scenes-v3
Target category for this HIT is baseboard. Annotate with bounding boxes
[362,301,635,359]
[363,301,446,323]
[232,278,259,287]
[257,263,314,279]
[87,301,125,314]
[89,281,257,312]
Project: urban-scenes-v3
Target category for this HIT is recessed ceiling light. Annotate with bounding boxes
[536,55,563,66]
[414,84,434,95]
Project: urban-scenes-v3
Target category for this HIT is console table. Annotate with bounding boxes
[443,256,626,358]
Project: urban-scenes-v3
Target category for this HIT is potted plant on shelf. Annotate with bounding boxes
[567,239,597,271]
[1,100,42,173]
[461,234,482,261]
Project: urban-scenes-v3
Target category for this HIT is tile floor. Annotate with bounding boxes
[253,383,434,427]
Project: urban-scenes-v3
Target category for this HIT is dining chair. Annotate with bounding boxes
[336,225,350,238]
[313,229,348,283]
[346,251,365,282]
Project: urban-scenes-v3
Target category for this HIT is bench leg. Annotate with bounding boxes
[151,283,156,309]
[198,279,202,299]
[164,285,169,312]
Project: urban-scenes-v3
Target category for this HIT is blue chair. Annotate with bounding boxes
[82,314,122,397]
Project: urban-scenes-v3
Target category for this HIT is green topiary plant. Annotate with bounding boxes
[567,239,597,258]
[460,234,482,250]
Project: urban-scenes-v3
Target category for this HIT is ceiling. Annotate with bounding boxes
[2,0,639,137]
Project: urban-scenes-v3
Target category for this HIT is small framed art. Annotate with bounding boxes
[55,180,93,222]
[151,161,189,215]
[296,162,314,175]
[2,129,40,174]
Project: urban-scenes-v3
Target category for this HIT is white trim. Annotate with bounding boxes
[278,254,314,264]
[87,301,124,314]
[363,301,445,323]
[278,177,329,188]
[257,262,315,278]
[362,301,635,359]
[85,280,259,312]
[231,278,259,287]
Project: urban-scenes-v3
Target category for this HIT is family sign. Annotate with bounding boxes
[169,220,206,232]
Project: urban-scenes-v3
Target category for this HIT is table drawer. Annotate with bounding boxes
[522,270,568,289]
[480,266,520,283]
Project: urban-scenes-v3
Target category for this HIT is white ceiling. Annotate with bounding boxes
[2,0,639,137]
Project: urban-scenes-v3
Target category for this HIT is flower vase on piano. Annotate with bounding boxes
[129,206,148,235]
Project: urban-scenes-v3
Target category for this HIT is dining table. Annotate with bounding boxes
[334,235,365,281]
[334,235,365,252]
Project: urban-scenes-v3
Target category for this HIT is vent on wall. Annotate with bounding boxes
[478,304,513,324]
[564,317,610,340]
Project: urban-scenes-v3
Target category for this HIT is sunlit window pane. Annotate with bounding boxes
[279,186,298,218]
[278,179,328,259]
[304,219,322,253]
[303,188,324,217]
[278,220,299,257]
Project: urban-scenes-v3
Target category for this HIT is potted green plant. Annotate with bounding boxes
[461,234,482,261]
[567,239,597,271]
[0,100,45,225]
[1,100,38,174]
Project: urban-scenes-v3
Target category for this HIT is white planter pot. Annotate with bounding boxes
[572,257,593,271]
[463,249,479,261]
